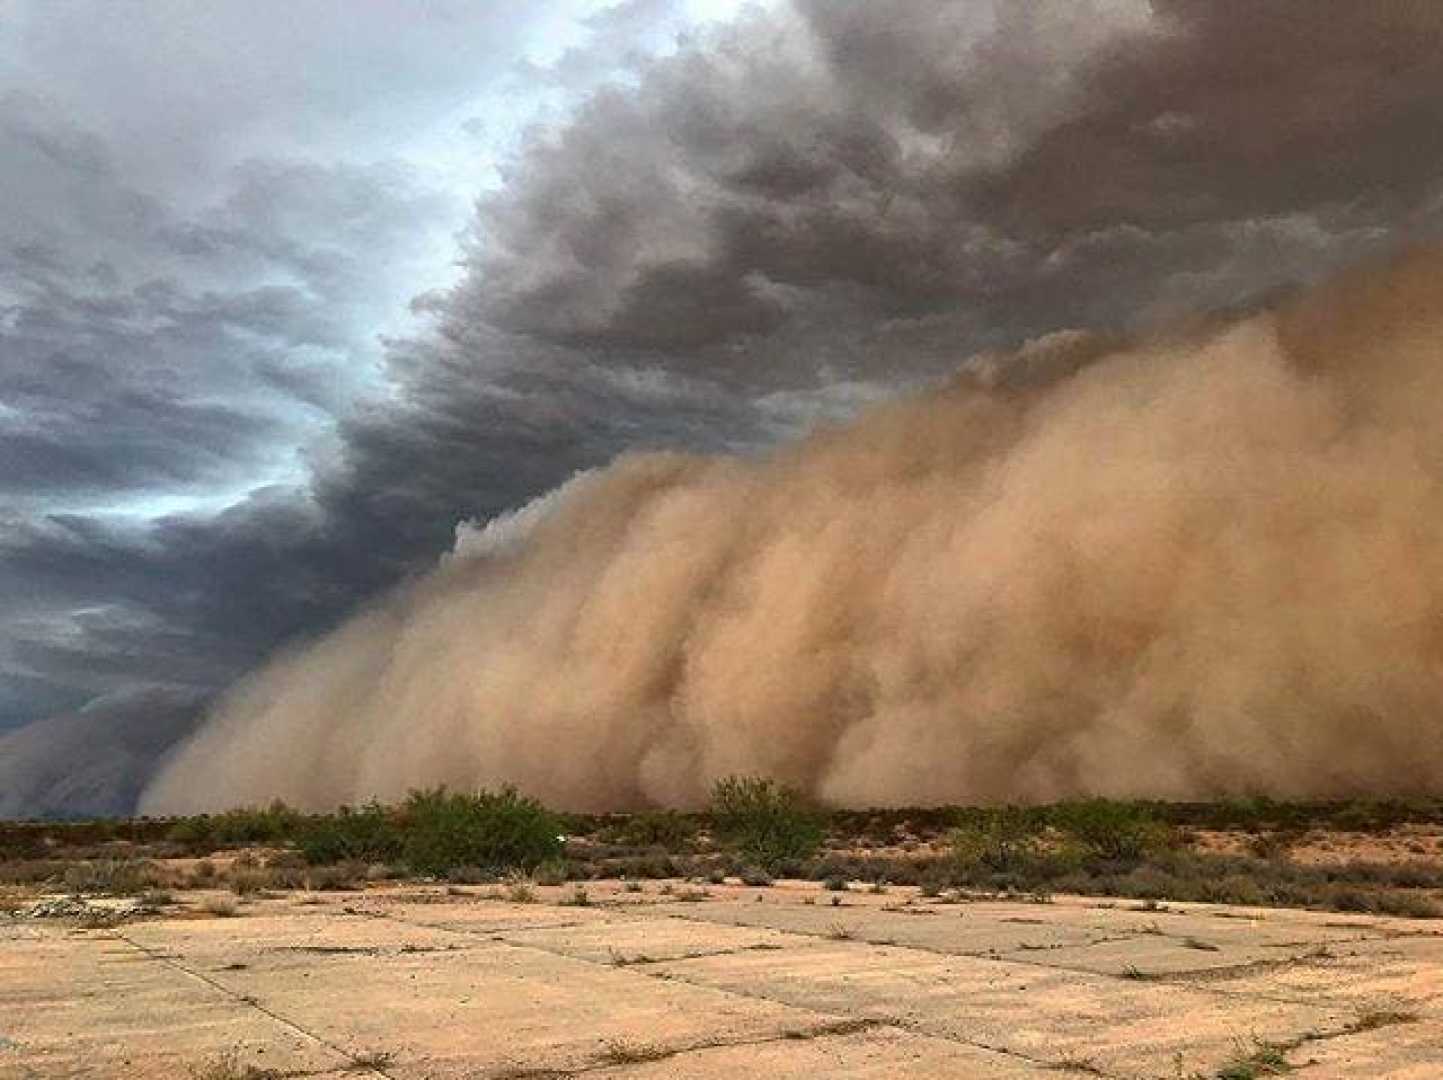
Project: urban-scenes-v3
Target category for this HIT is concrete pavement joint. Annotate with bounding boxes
[433,910,1134,1079]
[653,904,1399,1012]
[113,931,397,1079]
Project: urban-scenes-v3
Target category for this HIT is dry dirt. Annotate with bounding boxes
[4,880,1442,1079]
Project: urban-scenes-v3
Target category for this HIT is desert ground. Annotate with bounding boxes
[6,796,1443,1079]
[5,875,1443,1079]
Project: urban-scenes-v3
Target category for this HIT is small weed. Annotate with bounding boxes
[599,1039,669,1065]
[347,1050,395,1070]
[1214,1038,1292,1079]
[504,876,537,903]
[1046,1055,1104,1075]
[202,895,241,918]
[826,922,853,940]
[1182,936,1221,952]
[229,868,271,897]
[609,948,655,967]
[1347,1008,1418,1033]
[187,1046,277,1079]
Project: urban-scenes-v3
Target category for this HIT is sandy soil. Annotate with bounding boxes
[3,878,1442,1078]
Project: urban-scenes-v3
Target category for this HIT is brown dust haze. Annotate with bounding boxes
[142,251,1443,813]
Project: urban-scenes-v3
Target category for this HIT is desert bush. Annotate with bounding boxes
[213,801,304,843]
[299,802,400,865]
[63,859,164,896]
[948,807,1043,874]
[166,816,215,846]
[443,865,489,885]
[305,861,367,891]
[710,776,823,870]
[1050,799,1170,862]
[614,810,697,850]
[532,858,570,885]
[201,895,240,918]
[188,1046,281,1080]
[739,866,774,886]
[399,787,563,876]
[0,859,66,887]
[265,865,309,890]
[504,876,537,903]
[597,854,680,879]
[170,801,304,849]
[1368,891,1442,919]
[228,867,272,897]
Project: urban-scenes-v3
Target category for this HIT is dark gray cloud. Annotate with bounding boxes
[4,0,1443,813]
[463,0,1442,366]
[1,93,454,506]
[0,686,207,818]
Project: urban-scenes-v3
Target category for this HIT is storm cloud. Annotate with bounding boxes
[5,1,1443,815]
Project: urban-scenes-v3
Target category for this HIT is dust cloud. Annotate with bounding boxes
[141,251,1443,812]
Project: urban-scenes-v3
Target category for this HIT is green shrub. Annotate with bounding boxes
[299,802,400,865]
[533,858,570,886]
[710,776,823,870]
[399,787,563,876]
[306,861,367,891]
[166,816,215,846]
[948,807,1042,874]
[1050,799,1169,862]
[208,801,305,845]
[615,810,697,850]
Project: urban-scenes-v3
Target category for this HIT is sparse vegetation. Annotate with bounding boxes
[201,895,240,918]
[710,775,823,870]
[398,787,564,876]
[599,1039,669,1065]
[1050,798,1173,861]
[532,858,570,886]
[62,859,166,896]
[610,809,697,850]
[505,877,538,903]
[298,801,400,865]
[4,793,1443,921]
[949,806,1046,874]
[347,1049,395,1070]
[1213,1038,1292,1079]
[188,1047,277,1080]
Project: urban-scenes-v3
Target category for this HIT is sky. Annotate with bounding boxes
[3,0,1442,815]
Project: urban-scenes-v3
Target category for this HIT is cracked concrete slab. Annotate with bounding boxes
[648,941,1352,1077]
[1285,1018,1443,1078]
[5,883,1442,1078]
[160,933,832,1078]
[587,1026,1059,1078]
[0,930,350,1079]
